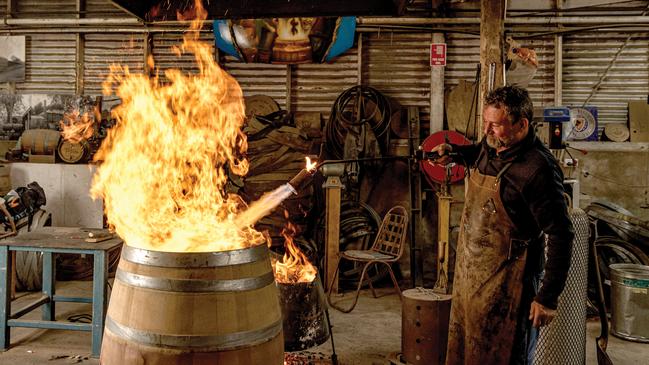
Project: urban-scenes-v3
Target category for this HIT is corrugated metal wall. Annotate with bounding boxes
[0,0,6,17]
[363,32,433,125]
[1,0,649,134]
[291,48,358,120]
[85,0,126,18]
[222,56,289,110]
[84,33,145,95]
[15,34,77,94]
[14,0,77,18]
[446,33,556,109]
[152,32,214,79]
[563,31,649,128]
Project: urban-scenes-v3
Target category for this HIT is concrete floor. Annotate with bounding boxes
[0,281,647,365]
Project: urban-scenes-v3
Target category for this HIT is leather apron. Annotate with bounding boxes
[446,163,529,365]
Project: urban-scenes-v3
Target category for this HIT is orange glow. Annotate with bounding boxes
[90,0,266,252]
[60,110,95,143]
[273,213,317,283]
[305,157,317,172]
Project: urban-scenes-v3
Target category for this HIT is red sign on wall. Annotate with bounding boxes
[430,43,447,66]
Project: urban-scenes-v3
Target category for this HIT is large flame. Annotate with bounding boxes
[91,0,266,252]
[273,213,317,284]
[60,110,95,143]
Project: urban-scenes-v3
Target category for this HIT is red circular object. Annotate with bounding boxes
[420,131,472,184]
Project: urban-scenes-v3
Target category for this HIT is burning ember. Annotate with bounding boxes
[90,0,267,252]
[273,211,317,284]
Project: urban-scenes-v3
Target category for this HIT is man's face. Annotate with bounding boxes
[483,105,523,150]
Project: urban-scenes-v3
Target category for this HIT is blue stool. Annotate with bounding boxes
[0,227,122,357]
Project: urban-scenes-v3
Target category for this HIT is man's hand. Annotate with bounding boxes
[529,300,556,328]
[428,143,453,166]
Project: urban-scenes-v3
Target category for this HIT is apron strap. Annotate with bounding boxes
[495,161,514,182]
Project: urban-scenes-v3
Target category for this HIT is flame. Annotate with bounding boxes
[305,157,317,172]
[273,213,317,283]
[91,0,267,252]
[60,110,95,143]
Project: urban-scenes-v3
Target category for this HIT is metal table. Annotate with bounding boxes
[0,227,122,357]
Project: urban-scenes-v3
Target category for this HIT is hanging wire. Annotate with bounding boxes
[324,86,392,159]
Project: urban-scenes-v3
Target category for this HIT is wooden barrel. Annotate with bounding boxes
[20,129,60,155]
[0,164,11,196]
[402,288,452,365]
[57,139,90,164]
[100,244,284,365]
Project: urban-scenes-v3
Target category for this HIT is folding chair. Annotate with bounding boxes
[327,205,408,313]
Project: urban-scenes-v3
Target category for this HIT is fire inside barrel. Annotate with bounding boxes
[92,1,291,363]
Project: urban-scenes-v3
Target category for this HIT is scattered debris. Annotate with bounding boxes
[48,354,90,363]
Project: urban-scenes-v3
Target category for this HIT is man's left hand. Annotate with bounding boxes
[529,300,556,328]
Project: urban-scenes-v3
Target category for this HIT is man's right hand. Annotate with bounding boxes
[428,143,453,166]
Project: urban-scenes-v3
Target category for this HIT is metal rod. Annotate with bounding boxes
[324,308,338,365]
[357,15,649,25]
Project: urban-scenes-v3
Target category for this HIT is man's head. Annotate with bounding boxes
[483,85,533,151]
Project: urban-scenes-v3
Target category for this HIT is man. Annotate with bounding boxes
[432,86,574,365]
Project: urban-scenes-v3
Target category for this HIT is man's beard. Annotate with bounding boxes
[486,134,508,149]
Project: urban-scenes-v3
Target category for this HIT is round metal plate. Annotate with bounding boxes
[568,108,597,140]
[244,95,280,119]
[420,130,471,184]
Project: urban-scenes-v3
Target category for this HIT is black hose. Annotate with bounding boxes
[324,86,392,159]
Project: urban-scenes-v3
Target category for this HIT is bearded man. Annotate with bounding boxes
[432,85,574,365]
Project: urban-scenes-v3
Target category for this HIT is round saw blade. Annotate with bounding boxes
[568,107,597,140]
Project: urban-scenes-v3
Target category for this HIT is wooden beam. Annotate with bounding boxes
[479,0,506,139]
[324,176,343,294]
[143,33,152,76]
[430,32,445,134]
[357,33,363,86]
[7,0,16,17]
[554,35,563,105]
[286,64,293,113]
[75,34,85,95]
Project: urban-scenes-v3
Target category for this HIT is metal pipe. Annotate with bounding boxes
[3,15,649,28]
[3,17,141,26]
[357,15,649,25]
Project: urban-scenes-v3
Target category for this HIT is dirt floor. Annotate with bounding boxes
[0,281,647,365]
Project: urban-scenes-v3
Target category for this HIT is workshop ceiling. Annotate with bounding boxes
[110,0,409,21]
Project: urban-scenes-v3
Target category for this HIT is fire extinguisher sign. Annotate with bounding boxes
[430,43,447,66]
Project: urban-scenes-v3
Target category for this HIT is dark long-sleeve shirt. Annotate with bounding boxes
[451,127,574,309]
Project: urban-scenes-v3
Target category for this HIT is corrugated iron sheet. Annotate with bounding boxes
[446,32,555,109]
[84,33,145,95]
[363,32,432,125]
[15,33,76,94]
[152,31,214,80]
[291,48,358,120]
[14,0,77,18]
[85,0,129,18]
[563,31,649,127]
[222,56,289,110]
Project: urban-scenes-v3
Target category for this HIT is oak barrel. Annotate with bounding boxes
[20,129,61,155]
[57,139,90,164]
[100,244,284,365]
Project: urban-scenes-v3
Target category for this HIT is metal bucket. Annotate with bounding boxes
[610,263,649,343]
[277,273,330,352]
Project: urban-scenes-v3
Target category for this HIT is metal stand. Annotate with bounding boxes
[407,106,423,287]
[322,163,345,294]
[324,308,338,365]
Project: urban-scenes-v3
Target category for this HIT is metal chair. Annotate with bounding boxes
[327,205,408,313]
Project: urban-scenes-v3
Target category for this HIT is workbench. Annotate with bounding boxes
[0,227,122,357]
